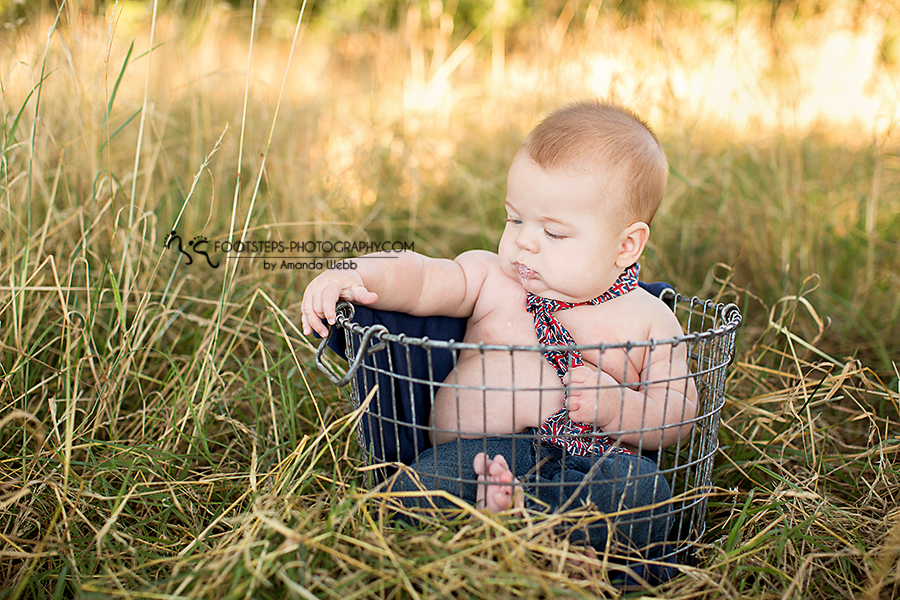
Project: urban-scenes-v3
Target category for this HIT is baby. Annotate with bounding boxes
[302,100,697,528]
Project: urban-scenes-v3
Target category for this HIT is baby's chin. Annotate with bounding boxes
[529,281,604,303]
[521,280,591,303]
[502,264,598,302]
[537,291,593,303]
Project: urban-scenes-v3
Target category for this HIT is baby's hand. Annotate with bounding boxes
[300,268,378,337]
[565,365,618,427]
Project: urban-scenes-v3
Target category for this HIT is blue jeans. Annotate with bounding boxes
[390,435,673,552]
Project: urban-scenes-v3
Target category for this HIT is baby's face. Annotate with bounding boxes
[498,151,632,303]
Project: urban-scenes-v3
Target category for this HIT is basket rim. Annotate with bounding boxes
[331,295,742,353]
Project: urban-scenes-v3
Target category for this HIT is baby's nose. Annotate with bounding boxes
[515,227,539,252]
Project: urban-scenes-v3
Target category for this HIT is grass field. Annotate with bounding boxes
[1,1,899,598]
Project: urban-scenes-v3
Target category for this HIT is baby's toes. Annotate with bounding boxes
[473,452,490,477]
[487,485,513,512]
[487,454,512,478]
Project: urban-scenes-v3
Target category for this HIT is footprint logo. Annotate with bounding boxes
[189,236,219,269]
[165,230,193,265]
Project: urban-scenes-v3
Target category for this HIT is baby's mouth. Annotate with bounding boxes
[515,262,536,280]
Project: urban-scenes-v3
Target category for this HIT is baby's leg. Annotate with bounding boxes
[390,437,536,510]
[534,450,672,551]
[473,453,525,512]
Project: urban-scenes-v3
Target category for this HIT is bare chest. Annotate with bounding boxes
[464,273,647,381]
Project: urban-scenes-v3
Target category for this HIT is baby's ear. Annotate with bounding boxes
[615,222,650,268]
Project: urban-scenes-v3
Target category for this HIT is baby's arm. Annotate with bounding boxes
[566,305,698,450]
[301,250,491,337]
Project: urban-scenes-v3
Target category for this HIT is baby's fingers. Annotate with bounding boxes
[565,365,595,385]
[301,283,378,338]
[301,296,332,338]
[301,311,328,338]
[314,285,344,328]
[566,393,591,423]
[344,285,378,306]
[299,281,337,337]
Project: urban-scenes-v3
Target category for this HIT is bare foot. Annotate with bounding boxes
[473,453,524,512]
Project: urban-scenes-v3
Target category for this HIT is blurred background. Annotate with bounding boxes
[1,0,897,377]
[1,3,898,596]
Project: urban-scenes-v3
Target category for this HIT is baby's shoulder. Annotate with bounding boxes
[447,250,506,310]
[454,249,499,269]
[628,287,685,336]
[453,250,508,284]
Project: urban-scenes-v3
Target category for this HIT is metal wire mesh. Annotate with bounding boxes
[316,295,742,561]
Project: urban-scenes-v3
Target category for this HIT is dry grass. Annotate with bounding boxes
[1,1,899,598]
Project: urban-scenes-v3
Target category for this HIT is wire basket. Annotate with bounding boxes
[316,293,741,563]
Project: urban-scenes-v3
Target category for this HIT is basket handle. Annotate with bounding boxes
[315,304,388,387]
[722,303,743,328]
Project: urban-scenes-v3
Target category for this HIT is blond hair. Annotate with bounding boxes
[522,100,668,225]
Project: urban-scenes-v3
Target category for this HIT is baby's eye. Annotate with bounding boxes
[544,230,566,240]
[505,217,522,226]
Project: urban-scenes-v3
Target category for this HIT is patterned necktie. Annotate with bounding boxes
[525,263,640,455]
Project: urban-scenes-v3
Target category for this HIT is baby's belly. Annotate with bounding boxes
[430,349,565,445]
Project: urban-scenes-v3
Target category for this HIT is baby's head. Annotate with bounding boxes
[499,100,668,302]
[521,99,668,229]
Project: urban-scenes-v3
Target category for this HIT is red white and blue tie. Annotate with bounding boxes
[525,263,640,456]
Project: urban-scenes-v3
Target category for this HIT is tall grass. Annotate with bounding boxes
[1,1,898,597]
